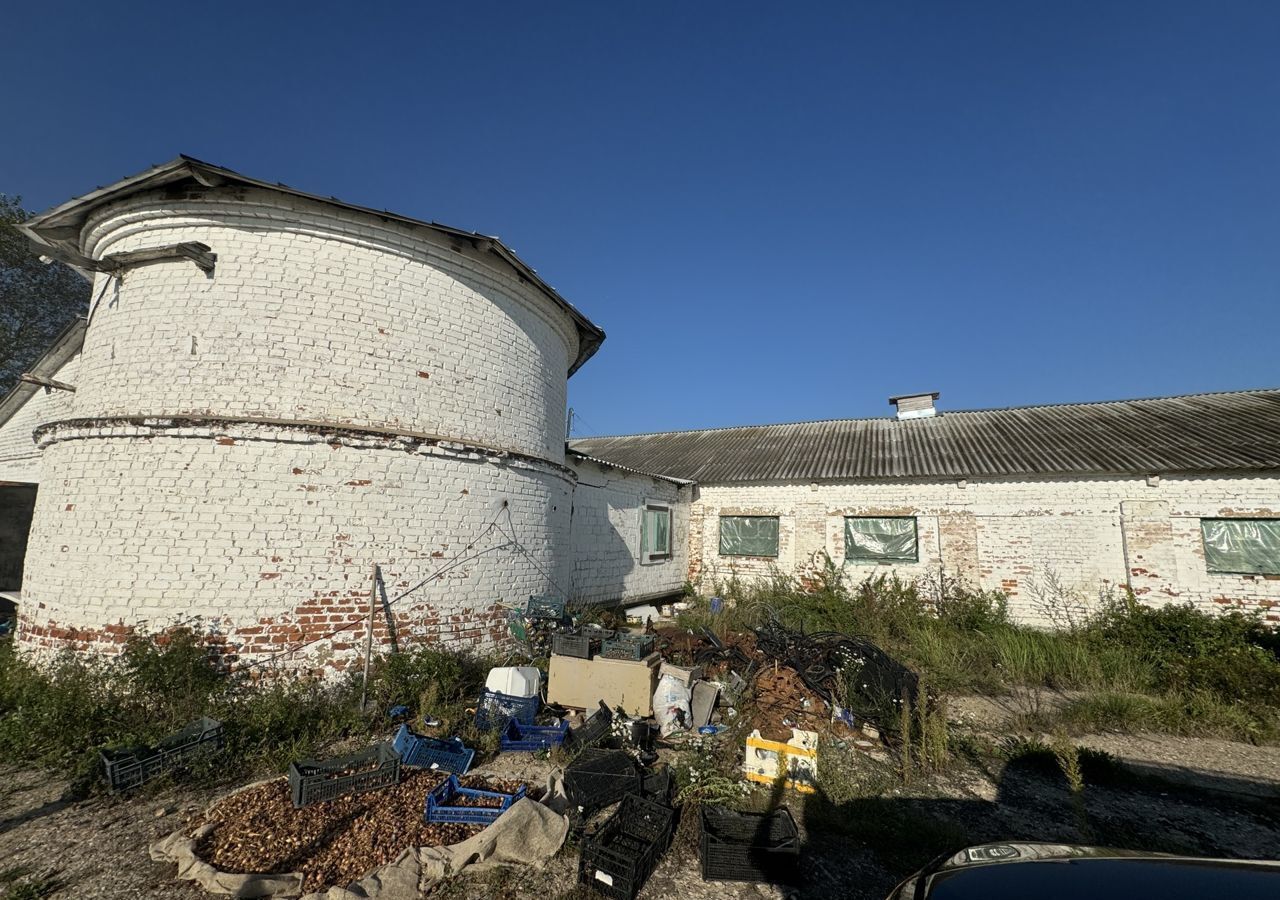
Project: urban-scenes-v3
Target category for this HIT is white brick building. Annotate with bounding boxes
[573,392,1280,625]
[2,157,1277,668]
[0,157,690,668]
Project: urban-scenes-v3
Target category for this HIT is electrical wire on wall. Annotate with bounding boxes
[495,502,574,601]
[243,502,515,672]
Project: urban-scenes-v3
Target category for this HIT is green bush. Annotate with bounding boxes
[1093,599,1280,705]
[0,627,490,786]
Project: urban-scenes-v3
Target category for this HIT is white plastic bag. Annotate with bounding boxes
[653,674,692,737]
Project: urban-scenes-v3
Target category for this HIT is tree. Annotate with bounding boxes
[0,195,91,393]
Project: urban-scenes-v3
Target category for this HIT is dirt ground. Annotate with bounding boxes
[4,723,1280,900]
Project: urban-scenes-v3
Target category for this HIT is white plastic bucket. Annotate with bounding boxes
[484,666,541,698]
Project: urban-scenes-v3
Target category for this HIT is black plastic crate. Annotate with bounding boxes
[568,701,613,749]
[641,766,673,805]
[101,716,225,792]
[526,594,566,620]
[565,749,640,821]
[288,742,401,808]
[578,794,674,899]
[552,625,615,659]
[599,633,655,661]
[699,805,800,884]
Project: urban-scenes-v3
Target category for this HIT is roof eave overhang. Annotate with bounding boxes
[0,317,88,429]
[19,156,606,375]
[566,449,696,487]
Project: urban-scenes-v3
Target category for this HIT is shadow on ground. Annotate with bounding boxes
[790,755,1280,900]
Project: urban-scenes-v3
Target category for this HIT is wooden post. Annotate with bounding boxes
[360,564,378,712]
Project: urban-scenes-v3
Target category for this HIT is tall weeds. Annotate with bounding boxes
[0,630,491,786]
[682,562,1280,742]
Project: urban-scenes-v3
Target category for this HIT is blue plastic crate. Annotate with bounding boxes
[475,689,539,731]
[392,724,475,774]
[424,774,527,825]
[499,718,569,752]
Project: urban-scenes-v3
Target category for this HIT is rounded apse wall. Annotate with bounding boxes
[74,185,578,462]
[17,186,580,668]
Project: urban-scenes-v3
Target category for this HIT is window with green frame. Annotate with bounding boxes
[1200,518,1280,575]
[719,515,779,558]
[845,516,918,563]
[640,502,672,564]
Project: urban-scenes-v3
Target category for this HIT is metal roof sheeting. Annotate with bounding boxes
[569,390,1280,483]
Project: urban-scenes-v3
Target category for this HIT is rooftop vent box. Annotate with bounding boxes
[890,392,939,421]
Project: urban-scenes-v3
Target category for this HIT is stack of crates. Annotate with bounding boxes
[564,748,641,826]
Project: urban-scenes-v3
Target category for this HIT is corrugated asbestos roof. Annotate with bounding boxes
[568,390,1280,483]
[18,156,605,375]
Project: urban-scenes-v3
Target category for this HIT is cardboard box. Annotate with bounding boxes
[742,728,818,793]
[548,652,661,716]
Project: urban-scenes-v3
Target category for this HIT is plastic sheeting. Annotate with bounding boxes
[1201,518,1280,575]
[719,515,779,557]
[845,517,918,563]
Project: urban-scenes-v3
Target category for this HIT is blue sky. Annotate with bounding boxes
[4,2,1277,436]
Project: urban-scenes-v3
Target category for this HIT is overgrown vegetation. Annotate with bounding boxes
[0,629,493,790]
[682,558,1280,743]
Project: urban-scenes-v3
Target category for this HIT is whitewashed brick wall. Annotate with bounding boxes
[21,420,573,668]
[16,186,588,667]
[0,355,80,484]
[76,186,579,462]
[568,458,689,605]
[689,474,1280,625]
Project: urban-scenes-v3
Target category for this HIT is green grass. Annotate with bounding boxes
[682,559,1280,743]
[1048,691,1279,744]
[0,630,496,788]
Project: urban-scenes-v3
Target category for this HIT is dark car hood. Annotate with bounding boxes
[888,842,1280,900]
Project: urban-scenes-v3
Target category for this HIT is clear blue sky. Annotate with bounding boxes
[4,2,1278,437]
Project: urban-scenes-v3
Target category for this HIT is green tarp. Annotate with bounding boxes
[845,517,918,563]
[719,516,779,557]
[1201,519,1280,575]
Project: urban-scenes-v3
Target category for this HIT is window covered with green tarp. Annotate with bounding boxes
[719,516,779,557]
[845,516,918,563]
[641,505,672,563]
[1201,519,1280,575]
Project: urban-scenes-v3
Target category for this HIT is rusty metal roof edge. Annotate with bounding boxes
[19,156,606,376]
